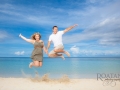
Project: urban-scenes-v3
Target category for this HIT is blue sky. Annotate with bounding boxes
[0,0,120,57]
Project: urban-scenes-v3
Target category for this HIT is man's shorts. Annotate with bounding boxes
[49,44,64,55]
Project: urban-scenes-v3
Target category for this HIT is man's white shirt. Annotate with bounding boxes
[49,31,64,47]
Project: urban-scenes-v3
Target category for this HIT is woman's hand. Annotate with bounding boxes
[46,49,48,54]
[45,50,48,54]
[44,48,48,54]
[43,46,48,55]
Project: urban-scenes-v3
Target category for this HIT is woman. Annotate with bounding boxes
[19,33,47,68]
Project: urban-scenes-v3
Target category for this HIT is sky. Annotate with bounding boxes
[0,0,120,57]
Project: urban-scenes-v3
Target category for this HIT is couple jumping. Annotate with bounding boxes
[19,24,78,68]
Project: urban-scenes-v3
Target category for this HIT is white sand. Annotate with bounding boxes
[0,78,120,90]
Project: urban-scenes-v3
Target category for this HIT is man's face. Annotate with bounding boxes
[53,27,58,34]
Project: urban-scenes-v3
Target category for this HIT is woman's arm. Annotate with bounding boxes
[43,46,47,54]
[41,40,47,54]
[19,34,34,44]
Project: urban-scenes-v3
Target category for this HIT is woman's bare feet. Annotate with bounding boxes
[29,62,33,68]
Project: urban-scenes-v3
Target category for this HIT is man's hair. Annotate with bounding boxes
[52,26,58,29]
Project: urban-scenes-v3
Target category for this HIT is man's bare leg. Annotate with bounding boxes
[54,49,70,57]
[49,53,65,60]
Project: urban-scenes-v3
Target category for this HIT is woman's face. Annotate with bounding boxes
[35,34,40,40]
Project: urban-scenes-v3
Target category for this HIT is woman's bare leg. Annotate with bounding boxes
[29,61,40,68]
[39,62,42,67]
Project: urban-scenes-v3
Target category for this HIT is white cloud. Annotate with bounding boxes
[15,51,25,55]
[0,30,16,44]
[86,0,111,4]
[0,0,120,46]
[0,30,8,39]
[0,3,71,27]
[0,0,119,29]
[70,49,120,57]
[63,16,120,45]
[70,45,80,54]
[60,0,120,46]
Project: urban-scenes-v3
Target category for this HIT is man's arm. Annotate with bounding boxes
[63,24,78,33]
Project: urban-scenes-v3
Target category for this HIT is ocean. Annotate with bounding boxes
[0,57,120,79]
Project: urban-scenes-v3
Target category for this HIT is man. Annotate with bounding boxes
[46,24,78,59]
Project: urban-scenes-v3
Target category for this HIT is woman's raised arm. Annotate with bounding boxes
[19,34,34,44]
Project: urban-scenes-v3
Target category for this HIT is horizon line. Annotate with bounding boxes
[0,57,120,58]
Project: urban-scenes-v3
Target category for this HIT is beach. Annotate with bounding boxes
[0,78,120,90]
[0,57,120,90]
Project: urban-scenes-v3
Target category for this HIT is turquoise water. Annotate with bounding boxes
[0,57,120,79]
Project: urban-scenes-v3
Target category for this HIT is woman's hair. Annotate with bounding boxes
[31,32,41,40]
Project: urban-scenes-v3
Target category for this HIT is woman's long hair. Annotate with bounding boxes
[31,32,41,40]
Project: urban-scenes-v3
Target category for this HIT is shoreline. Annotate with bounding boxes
[0,77,120,90]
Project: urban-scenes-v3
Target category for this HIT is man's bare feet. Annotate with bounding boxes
[56,53,65,60]
[64,51,70,57]
[60,55,65,60]
[29,62,33,68]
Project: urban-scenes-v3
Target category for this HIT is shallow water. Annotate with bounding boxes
[0,57,120,79]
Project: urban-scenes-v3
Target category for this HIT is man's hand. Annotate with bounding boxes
[64,24,78,33]
[46,41,51,55]
[73,24,78,27]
